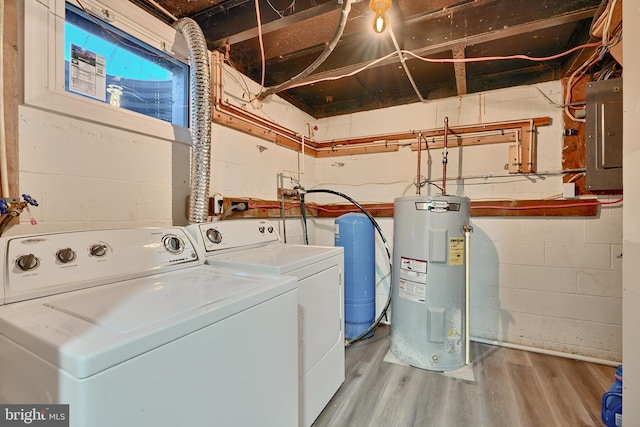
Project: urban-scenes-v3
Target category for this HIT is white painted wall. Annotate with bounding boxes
[623,0,639,424]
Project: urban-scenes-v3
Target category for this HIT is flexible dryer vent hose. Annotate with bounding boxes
[176,18,212,224]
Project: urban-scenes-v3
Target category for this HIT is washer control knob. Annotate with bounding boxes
[259,226,266,233]
[90,244,108,257]
[163,235,185,254]
[206,228,222,244]
[16,254,39,271]
[56,248,76,264]
[267,226,274,233]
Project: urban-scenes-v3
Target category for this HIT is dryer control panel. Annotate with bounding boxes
[0,227,203,304]
[187,220,280,254]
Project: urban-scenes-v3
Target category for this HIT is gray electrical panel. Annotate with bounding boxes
[585,78,623,191]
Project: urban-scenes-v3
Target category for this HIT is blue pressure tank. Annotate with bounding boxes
[335,213,375,339]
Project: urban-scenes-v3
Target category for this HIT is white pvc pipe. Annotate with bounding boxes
[465,227,471,365]
[280,132,306,182]
[471,337,619,367]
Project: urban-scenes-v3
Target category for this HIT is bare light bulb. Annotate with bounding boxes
[369,0,391,34]
[373,13,386,33]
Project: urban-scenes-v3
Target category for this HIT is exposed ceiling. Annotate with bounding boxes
[130,0,605,118]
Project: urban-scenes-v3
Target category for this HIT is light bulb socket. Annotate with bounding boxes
[369,0,391,14]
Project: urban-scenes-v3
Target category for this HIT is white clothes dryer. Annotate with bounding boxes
[0,227,298,427]
[187,219,344,427]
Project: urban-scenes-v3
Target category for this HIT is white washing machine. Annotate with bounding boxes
[187,219,344,427]
[0,227,298,427]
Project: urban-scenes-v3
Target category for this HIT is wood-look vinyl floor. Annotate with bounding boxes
[313,325,615,427]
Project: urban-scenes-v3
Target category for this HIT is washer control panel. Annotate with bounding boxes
[0,227,202,304]
[187,220,279,253]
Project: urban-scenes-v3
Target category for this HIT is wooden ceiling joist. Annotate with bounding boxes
[452,46,467,95]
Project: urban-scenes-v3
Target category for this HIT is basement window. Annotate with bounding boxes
[64,4,188,127]
[23,0,191,143]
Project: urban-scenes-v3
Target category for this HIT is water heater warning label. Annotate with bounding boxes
[399,257,427,302]
[449,238,464,266]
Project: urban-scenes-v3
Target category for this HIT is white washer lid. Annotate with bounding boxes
[206,243,343,274]
[0,266,296,379]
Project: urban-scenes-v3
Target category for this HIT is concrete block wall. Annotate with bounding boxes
[12,106,188,235]
[470,201,622,361]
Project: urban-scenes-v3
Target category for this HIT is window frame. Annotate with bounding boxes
[22,0,192,143]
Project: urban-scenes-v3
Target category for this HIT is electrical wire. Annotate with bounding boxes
[404,41,603,64]
[258,0,353,99]
[565,0,622,122]
[526,85,584,108]
[601,0,619,47]
[254,0,267,97]
[564,48,601,123]
[590,0,613,38]
[300,192,309,245]
[220,202,248,220]
[418,179,444,193]
[306,188,392,346]
[265,0,296,18]
[287,40,602,90]
[223,63,255,102]
[248,202,394,214]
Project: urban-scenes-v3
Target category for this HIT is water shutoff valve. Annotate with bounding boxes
[22,194,38,206]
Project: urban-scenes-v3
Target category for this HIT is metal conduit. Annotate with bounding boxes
[258,0,352,100]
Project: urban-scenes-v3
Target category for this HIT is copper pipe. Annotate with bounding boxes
[443,116,449,195]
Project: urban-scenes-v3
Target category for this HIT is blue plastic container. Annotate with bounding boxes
[335,213,375,339]
[602,364,623,427]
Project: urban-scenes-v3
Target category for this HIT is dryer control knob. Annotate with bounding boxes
[16,254,39,271]
[89,244,108,257]
[56,248,76,264]
[267,226,274,233]
[163,235,185,254]
[259,226,265,233]
[206,228,222,244]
